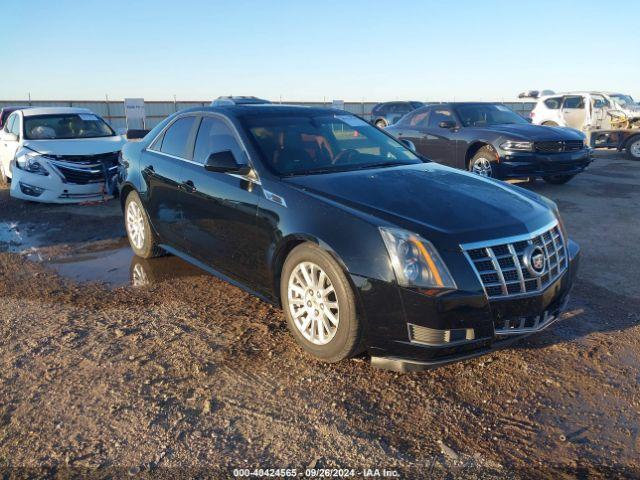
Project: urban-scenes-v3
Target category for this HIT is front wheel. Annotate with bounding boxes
[124,191,164,258]
[543,174,575,185]
[281,243,362,362]
[375,119,387,129]
[626,136,640,161]
[542,121,559,127]
[468,146,496,178]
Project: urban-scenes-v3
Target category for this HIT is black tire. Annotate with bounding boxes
[374,119,387,129]
[543,174,575,185]
[542,121,559,126]
[124,191,164,259]
[625,136,640,161]
[280,242,362,362]
[468,146,497,178]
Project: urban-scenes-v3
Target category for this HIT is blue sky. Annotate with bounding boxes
[1,0,638,102]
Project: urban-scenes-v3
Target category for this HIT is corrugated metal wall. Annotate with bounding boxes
[0,99,536,131]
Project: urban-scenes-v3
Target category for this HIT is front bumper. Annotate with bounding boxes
[494,149,592,179]
[358,239,580,371]
[9,163,116,204]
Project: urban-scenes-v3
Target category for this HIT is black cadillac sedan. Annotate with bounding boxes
[119,104,580,371]
[385,102,592,184]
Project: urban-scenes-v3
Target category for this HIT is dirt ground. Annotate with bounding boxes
[1,152,639,479]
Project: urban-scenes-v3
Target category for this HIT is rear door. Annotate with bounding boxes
[142,114,199,250]
[561,95,587,129]
[419,107,459,167]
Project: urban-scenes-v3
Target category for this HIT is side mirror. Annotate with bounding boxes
[126,129,150,140]
[205,150,251,175]
[399,138,417,152]
[439,121,457,129]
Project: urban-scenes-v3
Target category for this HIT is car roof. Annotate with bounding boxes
[539,91,627,99]
[425,102,503,108]
[21,107,94,117]
[178,104,354,118]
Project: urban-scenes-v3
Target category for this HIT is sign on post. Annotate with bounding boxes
[124,98,146,130]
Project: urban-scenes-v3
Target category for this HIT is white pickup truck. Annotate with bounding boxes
[529,91,640,160]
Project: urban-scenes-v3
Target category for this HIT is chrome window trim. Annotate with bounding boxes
[145,111,261,185]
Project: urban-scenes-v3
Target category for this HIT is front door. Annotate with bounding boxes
[561,96,587,130]
[142,114,200,250]
[178,115,263,285]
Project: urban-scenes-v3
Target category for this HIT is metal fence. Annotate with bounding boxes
[0,99,536,131]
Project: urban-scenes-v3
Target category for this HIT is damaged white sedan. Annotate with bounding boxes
[0,107,125,203]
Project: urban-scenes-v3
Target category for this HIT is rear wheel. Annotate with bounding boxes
[543,174,575,185]
[625,136,640,161]
[124,191,164,259]
[281,243,362,362]
[542,121,559,126]
[468,146,497,178]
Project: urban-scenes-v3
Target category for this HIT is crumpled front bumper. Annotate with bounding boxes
[9,162,116,204]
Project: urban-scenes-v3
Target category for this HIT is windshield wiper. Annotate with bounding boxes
[353,161,408,170]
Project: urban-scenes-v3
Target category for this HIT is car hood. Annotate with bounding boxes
[476,123,584,141]
[23,135,126,156]
[284,163,556,248]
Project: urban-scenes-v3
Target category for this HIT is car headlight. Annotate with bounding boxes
[379,227,456,290]
[500,140,534,152]
[15,151,49,176]
[540,195,567,237]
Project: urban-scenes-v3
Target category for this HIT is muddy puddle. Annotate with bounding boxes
[0,221,59,253]
[31,238,206,288]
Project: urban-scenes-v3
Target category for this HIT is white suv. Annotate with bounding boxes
[0,107,125,203]
[530,91,640,131]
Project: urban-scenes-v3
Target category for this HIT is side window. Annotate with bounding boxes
[4,114,16,134]
[395,103,412,115]
[9,115,21,137]
[428,108,454,128]
[592,95,610,108]
[544,98,562,109]
[159,116,198,159]
[401,109,429,128]
[563,96,585,109]
[193,116,244,165]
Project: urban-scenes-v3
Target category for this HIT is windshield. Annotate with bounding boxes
[610,94,635,106]
[23,114,115,140]
[242,114,422,176]
[454,104,528,127]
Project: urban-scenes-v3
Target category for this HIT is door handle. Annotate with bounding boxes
[181,180,196,193]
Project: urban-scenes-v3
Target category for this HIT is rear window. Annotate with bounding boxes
[544,98,562,109]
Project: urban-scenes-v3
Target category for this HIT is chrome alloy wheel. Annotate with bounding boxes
[126,201,146,250]
[287,261,339,345]
[630,139,640,158]
[472,157,493,177]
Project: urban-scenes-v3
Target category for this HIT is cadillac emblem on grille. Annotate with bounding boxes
[523,245,546,277]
